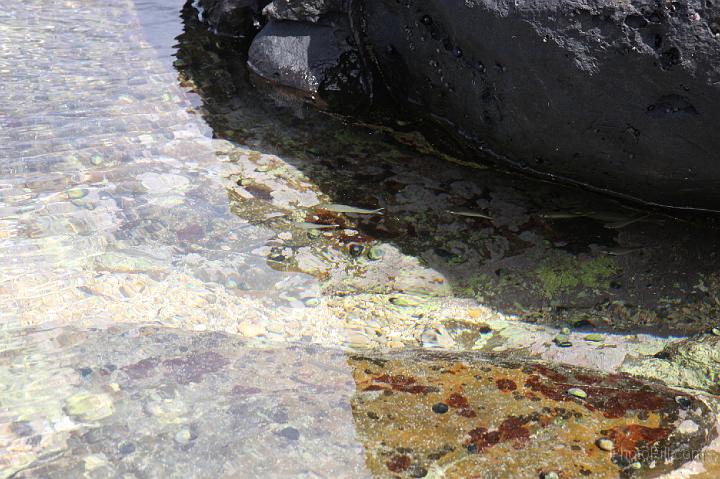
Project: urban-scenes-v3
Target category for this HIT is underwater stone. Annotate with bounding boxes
[65,392,115,422]
[368,245,384,260]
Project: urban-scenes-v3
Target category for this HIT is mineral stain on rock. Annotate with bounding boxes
[162,351,229,384]
[496,378,517,392]
[348,352,717,478]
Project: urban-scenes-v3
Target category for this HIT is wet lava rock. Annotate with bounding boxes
[197,0,720,210]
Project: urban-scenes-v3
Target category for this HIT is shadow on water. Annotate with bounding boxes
[173,2,720,337]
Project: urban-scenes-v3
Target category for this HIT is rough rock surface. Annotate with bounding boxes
[361,0,720,210]
[201,0,720,210]
[262,0,347,22]
[198,0,269,36]
[245,0,370,111]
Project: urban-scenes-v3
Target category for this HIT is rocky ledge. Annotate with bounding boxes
[197,0,720,210]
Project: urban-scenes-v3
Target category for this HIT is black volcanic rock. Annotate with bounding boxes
[247,1,371,112]
[198,0,720,210]
[198,0,269,36]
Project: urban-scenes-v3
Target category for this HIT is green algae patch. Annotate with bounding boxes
[535,256,618,299]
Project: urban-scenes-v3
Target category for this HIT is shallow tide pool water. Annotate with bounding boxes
[2,1,720,478]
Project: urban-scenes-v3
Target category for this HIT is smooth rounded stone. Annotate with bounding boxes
[303,297,320,307]
[367,245,384,261]
[431,402,449,414]
[389,296,421,308]
[65,392,115,422]
[275,426,300,441]
[584,334,605,342]
[596,438,614,452]
[553,334,572,348]
[541,473,559,479]
[174,428,196,444]
[137,172,190,195]
[567,387,588,399]
[711,328,720,337]
[67,187,89,200]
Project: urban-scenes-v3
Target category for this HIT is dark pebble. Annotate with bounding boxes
[10,421,33,437]
[119,442,136,455]
[432,402,449,414]
[410,466,429,478]
[348,243,364,257]
[275,426,300,441]
[78,367,93,377]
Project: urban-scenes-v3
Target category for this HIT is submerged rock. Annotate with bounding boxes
[201,0,720,209]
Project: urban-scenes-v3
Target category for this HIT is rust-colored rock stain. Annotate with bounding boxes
[348,353,716,479]
[496,378,518,392]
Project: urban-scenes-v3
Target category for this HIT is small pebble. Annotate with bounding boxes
[118,442,136,455]
[560,327,571,335]
[304,298,320,307]
[348,243,364,257]
[675,395,692,409]
[568,387,588,399]
[390,297,420,307]
[596,438,614,451]
[629,462,642,470]
[275,426,300,441]
[67,187,88,200]
[584,333,605,342]
[553,334,572,347]
[711,327,720,337]
[174,428,194,444]
[368,245,384,260]
[432,402,449,414]
[541,473,559,479]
